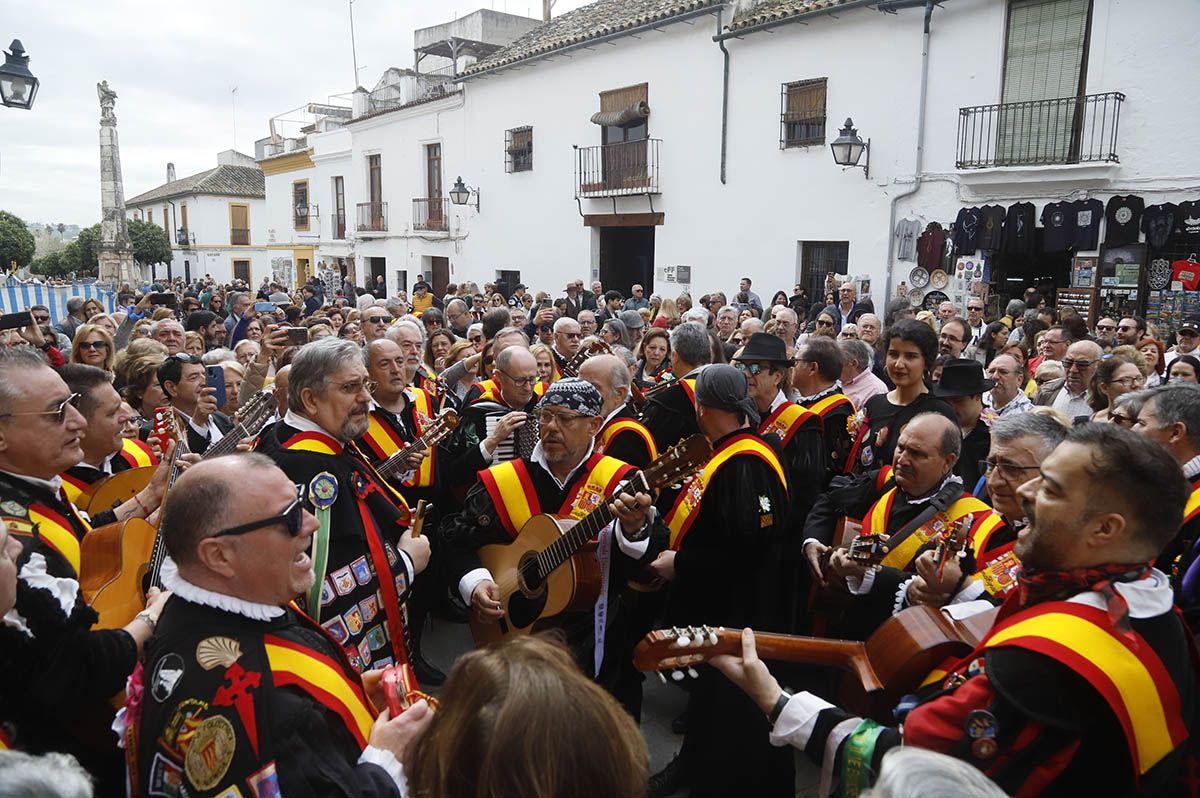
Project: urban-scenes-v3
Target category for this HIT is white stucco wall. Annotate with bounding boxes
[127,193,268,285]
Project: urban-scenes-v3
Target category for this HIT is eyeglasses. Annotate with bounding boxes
[1110,412,1136,427]
[535,409,589,427]
[1108,375,1146,388]
[32,315,49,324]
[939,333,964,344]
[365,316,390,325]
[332,378,377,395]
[1096,324,1117,332]
[1060,358,1097,371]
[815,320,834,328]
[77,340,109,351]
[169,353,202,364]
[1117,325,1137,333]
[499,369,539,387]
[733,362,773,376]
[468,335,483,343]
[967,306,984,312]
[840,332,859,339]
[214,483,307,538]
[560,332,582,339]
[979,459,1040,480]
[0,393,81,424]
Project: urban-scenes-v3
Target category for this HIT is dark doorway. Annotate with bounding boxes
[430,257,450,297]
[369,257,386,289]
[600,226,655,297]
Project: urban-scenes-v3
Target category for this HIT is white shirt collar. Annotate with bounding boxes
[160,558,286,621]
[0,468,63,495]
[769,390,788,413]
[1182,453,1200,481]
[1068,568,1175,619]
[601,402,626,428]
[530,439,596,490]
[797,381,842,404]
[903,472,964,505]
[283,410,338,439]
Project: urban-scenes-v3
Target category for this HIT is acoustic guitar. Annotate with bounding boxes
[633,604,998,722]
[372,408,460,483]
[81,392,276,629]
[469,434,712,646]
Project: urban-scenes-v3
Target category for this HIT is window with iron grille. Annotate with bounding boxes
[799,240,849,301]
[506,126,533,172]
[781,78,828,149]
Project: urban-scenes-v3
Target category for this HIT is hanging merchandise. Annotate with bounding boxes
[1177,200,1200,250]
[908,267,930,288]
[1040,201,1074,252]
[977,205,1006,251]
[916,222,946,270]
[952,207,982,255]
[1145,289,1200,341]
[1069,198,1103,251]
[1148,257,1173,290]
[1104,195,1145,247]
[894,218,922,262]
[1171,255,1200,291]
[1001,202,1036,256]
[1142,203,1179,249]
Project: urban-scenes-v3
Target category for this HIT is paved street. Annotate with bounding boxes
[422,614,820,796]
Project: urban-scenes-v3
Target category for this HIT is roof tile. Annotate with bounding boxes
[727,0,855,31]
[126,164,265,206]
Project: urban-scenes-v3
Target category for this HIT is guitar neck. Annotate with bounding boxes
[204,422,247,459]
[752,633,874,680]
[145,444,185,588]
[377,425,443,480]
[539,472,646,575]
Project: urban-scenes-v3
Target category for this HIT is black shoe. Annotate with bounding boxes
[671,709,688,735]
[411,652,446,687]
[648,753,684,798]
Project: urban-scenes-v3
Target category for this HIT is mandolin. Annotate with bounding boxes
[373,408,460,482]
[634,604,998,722]
[555,340,611,379]
[469,434,711,646]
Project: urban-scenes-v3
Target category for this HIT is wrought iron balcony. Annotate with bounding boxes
[575,138,661,198]
[230,227,250,246]
[957,91,1124,169]
[357,201,387,233]
[413,198,448,231]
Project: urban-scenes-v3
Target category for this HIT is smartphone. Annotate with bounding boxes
[0,311,33,331]
[540,299,553,309]
[150,293,178,307]
[254,301,276,313]
[205,365,227,409]
[285,327,308,346]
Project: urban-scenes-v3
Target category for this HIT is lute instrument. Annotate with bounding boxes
[469,434,712,646]
[634,604,998,722]
[372,408,460,482]
[555,340,611,378]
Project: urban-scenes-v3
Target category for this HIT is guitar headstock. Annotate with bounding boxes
[632,625,738,677]
[587,340,612,356]
[236,391,277,435]
[641,434,712,491]
[847,533,890,566]
[151,406,181,445]
[436,408,460,432]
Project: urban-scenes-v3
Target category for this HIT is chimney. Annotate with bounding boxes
[167,162,176,182]
[352,86,370,119]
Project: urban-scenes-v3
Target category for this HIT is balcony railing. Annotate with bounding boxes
[575,138,661,198]
[230,228,250,246]
[413,198,448,231]
[357,201,387,233]
[333,211,346,240]
[956,91,1124,169]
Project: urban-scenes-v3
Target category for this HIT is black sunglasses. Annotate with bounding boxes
[213,483,307,539]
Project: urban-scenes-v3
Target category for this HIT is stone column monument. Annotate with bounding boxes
[96,80,137,285]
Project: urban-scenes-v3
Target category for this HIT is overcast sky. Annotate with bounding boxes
[0,0,590,228]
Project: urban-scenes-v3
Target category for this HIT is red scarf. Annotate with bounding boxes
[1016,561,1153,641]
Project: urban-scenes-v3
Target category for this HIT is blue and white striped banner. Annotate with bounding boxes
[0,278,118,318]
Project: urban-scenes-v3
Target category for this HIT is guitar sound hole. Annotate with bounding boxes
[517,555,544,596]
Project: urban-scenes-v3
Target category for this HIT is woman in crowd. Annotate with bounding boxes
[220,361,245,416]
[530,343,555,383]
[764,290,789,321]
[183,331,205,357]
[1169,353,1200,384]
[68,324,114,372]
[1089,354,1146,423]
[404,636,648,798]
[440,339,480,405]
[338,321,364,345]
[243,317,264,342]
[600,318,632,351]
[974,321,1010,367]
[86,312,118,338]
[1139,338,1166,387]
[1033,359,1065,391]
[634,327,671,389]
[490,293,507,308]
[852,320,957,472]
[121,354,169,433]
[652,297,681,329]
[426,329,456,372]
[234,339,260,368]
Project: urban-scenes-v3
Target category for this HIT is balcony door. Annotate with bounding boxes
[599,84,648,192]
[998,0,1092,164]
[367,155,384,230]
[425,143,443,229]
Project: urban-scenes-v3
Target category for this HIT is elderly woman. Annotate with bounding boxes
[69,323,116,371]
[220,361,245,416]
[234,339,261,368]
[1139,338,1166,388]
[87,312,119,338]
[183,331,205,357]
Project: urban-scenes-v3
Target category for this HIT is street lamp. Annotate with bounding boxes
[0,40,39,110]
[830,117,869,179]
[448,176,480,211]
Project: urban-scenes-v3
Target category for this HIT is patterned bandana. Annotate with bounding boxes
[536,378,602,417]
[1016,561,1153,640]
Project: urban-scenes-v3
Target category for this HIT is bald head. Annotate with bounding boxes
[579,354,631,417]
[161,455,264,565]
[271,365,290,415]
[893,412,961,497]
[1063,339,1103,395]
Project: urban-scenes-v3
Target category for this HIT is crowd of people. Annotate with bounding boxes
[0,269,1197,797]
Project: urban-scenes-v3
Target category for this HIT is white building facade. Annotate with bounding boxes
[125,150,268,286]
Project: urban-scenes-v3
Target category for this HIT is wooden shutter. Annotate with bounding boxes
[1002,0,1090,103]
[784,79,826,124]
[599,83,648,114]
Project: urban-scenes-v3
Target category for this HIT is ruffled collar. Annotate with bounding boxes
[161,558,285,621]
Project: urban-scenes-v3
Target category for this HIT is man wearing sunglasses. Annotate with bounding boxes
[0,348,172,793]
[361,304,394,343]
[133,454,429,797]
[551,316,583,372]
[258,338,431,676]
[1034,339,1102,422]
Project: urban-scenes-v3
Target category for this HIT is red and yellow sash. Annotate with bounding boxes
[968,518,1020,598]
[59,472,92,506]
[473,380,548,405]
[360,392,437,488]
[1183,483,1200,526]
[281,431,410,515]
[664,434,787,549]
[758,401,818,447]
[478,453,634,538]
[981,601,1189,776]
[679,378,697,407]
[807,392,854,418]
[5,500,90,576]
[116,437,158,469]
[264,634,375,749]
[596,418,658,461]
[863,488,1000,571]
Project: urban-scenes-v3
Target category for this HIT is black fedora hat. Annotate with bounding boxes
[732,333,793,364]
[933,358,995,397]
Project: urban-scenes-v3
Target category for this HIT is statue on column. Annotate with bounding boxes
[96,80,138,284]
[98,80,117,125]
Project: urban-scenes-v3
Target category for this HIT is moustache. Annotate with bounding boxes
[1021,500,1036,524]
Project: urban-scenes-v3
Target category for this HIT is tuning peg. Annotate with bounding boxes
[657,671,668,685]
[708,629,719,645]
[687,667,699,679]
[675,630,691,647]
[671,670,685,682]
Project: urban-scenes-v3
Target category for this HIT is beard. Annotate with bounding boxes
[339,407,370,441]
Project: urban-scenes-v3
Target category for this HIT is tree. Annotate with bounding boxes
[61,223,101,275]
[128,218,172,268]
[30,251,68,277]
[0,211,36,272]
[56,222,65,238]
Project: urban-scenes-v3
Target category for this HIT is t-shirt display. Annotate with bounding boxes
[1041,201,1074,252]
[1070,198,1103,251]
[1002,202,1036,255]
[952,207,982,254]
[1105,195,1144,247]
[1142,203,1179,249]
[917,223,946,270]
[1176,200,1200,250]
[894,218,922,261]
[1172,259,1200,291]
[977,204,1006,251]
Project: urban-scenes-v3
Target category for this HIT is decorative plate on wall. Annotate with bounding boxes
[929,269,950,289]
[908,267,930,288]
[922,290,950,310]
[908,287,925,305]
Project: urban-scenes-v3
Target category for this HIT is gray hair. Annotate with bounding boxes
[234,339,261,356]
[775,307,798,325]
[383,296,408,314]
[492,326,530,348]
[386,317,425,348]
[467,322,483,338]
[681,308,710,325]
[608,346,635,381]
[0,347,52,415]
[553,315,580,333]
[1006,299,1027,318]
[150,318,183,335]
[740,318,765,336]
[0,750,94,798]
[288,337,363,413]
[717,305,739,321]
[990,412,1068,454]
[1144,384,1200,450]
[837,338,875,375]
[201,348,236,365]
[670,321,712,368]
[863,747,1007,798]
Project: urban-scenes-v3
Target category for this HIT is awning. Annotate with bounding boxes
[590,100,650,127]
